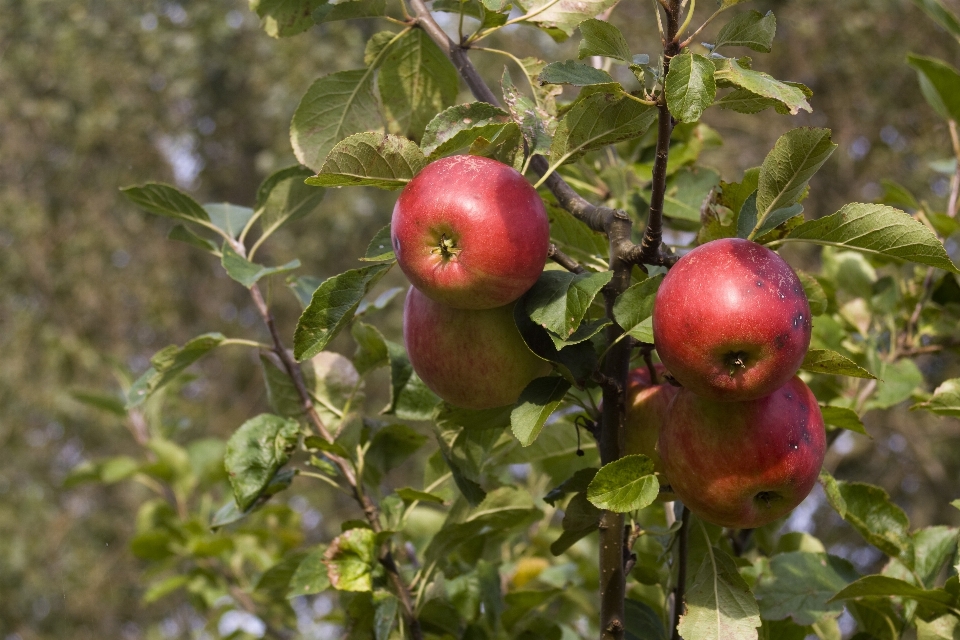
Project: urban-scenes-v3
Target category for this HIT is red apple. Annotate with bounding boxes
[403,287,552,410]
[652,238,811,402]
[658,375,826,529]
[623,365,678,499]
[391,155,550,310]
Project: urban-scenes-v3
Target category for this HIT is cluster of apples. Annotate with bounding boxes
[394,156,825,530]
[394,155,553,410]
[630,239,827,528]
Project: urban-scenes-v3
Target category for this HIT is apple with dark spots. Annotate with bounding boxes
[658,375,826,529]
[403,287,552,410]
[391,154,550,310]
[652,238,811,402]
[623,364,679,499]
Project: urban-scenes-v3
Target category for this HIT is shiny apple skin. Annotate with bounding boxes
[652,238,811,401]
[624,365,679,501]
[403,287,552,410]
[658,375,826,529]
[391,155,550,310]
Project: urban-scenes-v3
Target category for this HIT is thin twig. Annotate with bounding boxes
[547,243,586,273]
[236,243,423,640]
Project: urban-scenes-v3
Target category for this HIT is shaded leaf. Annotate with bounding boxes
[383,340,441,420]
[756,128,835,226]
[225,414,300,510]
[549,92,657,166]
[205,203,255,239]
[830,575,958,617]
[781,203,960,273]
[908,54,960,122]
[514,0,619,37]
[524,270,613,338]
[221,243,300,288]
[715,10,777,52]
[421,102,514,159]
[822,480,911,558]
[288,546,331,597]
[126,333,226,407]
[511,376,572,446]
[820,405,868,436]
[755,552,859,625]
[395,488,445,504]
[379,29,459,141]
[795,269,827,315]
[625,598,668,640]
[538,60,615,86]
[912,0,960,42]
[305,132,426,189]
[168,224,219,254]
[294,264,391,360]
[578,19,632,62]
[612,277,663,339]
[912,378,960,417]
[291,69,382,171]
[801,348,877,379]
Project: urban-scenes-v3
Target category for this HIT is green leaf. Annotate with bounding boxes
[366,424,428,478]
[662,166,722,222]
[715,10,777,52]
[510,376,571,446]
[912,0,960,42]
[421,102,515,159]
[225,414,300,511]
[586,454,658,512]
[822,480,911,558]
[168,224,219,254]
[713,58,812,115]
[866,358,925,411]
[912,378,960,417]
[719,0,751,9]
[908,54,960,122]
[378,29,459,141]
[549,92,657,166]
[324,527,377,592]
[820,405,868,436]
[613,275,663,340]
[755,128,835,226]
[260,352,311,418]
[678,536,762,640]
[359,224,396,263]
[515,0,619,37]
[578,19,632,62]
[538,60,615,86]
[250,0,325,36]
[382,340,442,420]
[800,349,877,379]
[750,203,803,240]
[755,552,859,625]
[143,575,190,603]
[294,264,391,361]
[374,592,399,640]
[71,390,127,416]
[313,0,386,23]
[819,469,846,519]
[256,165,325,242]
[304,132,426,189]
[220,243,300,288]
[351,321,389,375]
[121,183,210,223]
[795,269,827,316]
[829,576,958,616]
[910,526,960,586]
[291,69,383,171]
[781,203,960,274]
[204,203,255,239]
[917,614,960,640]
[288,546,331,597]
[524,270,613,338]
[126,333,226,407]
[544,467,599,505]
[546,201,609,266]
[665,52,717,123]
[502,68,553,157]
[395,488,445,504]
[625,599,668,640]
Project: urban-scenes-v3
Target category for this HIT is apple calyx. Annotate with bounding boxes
[724,350,750,377]
[430,233,461,260]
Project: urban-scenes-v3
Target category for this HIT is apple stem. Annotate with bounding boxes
[671,506,691,640]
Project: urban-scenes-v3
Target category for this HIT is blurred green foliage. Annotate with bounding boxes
[2,0,960,638]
